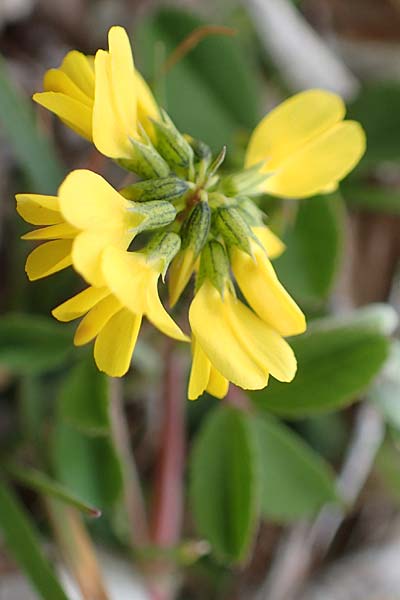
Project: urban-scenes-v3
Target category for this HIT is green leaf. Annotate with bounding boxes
[375,438,400,506]
[251,314,390,417]
[347,82,400,165]
[5,462,101,518]
[251,415,338,522]
[135,7,260,151]
[275,195,344,306]
[342,182,400,216]
[0,313,73,375]
[0,480,69,600]
[52,421,123,509]
[0,56,64,192]
[368,341,400,430]
[189,406,259,562]
[59,357,110,436]
[308,303,398,336]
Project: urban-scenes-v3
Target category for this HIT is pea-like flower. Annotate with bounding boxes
[245,89,366,199]
[53,242,188,377]
[33,26,159,159]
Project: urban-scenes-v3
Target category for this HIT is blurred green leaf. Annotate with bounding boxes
[251,314,390,417]
[0,480,69,600]
[59,357,109,436]
[375,438,400,506]
[135,7,260,151]
[53,422,123,509]
[275,195,344,306]
[5,462,101,517]
[0,313,72,375]
[348,82,400,165]
[342,182,400,215]
[0,56,64,192]
[308,303,399,337]
[368,341,400,430]
[251,415,338,522]
[189,406,259,562]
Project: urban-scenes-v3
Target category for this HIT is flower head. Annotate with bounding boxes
[245,89,366,199]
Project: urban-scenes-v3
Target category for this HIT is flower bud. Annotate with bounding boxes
[129,200,177,233]
[235,196,264,226]
[145,231,181,278]
[219,163,268,196]
[151,110,194,171]
[187,136,212,165]
[119,138,170,179]
[168,201,211,306]
[121,176,190,204]
[197,240,230,295]
[213,206,254,255]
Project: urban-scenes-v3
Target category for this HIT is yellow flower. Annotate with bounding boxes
[188,336,229,401]
[245,89,366,199]
[52,249,188,377]
[230,239,306,337]
[188,280,297,399]
[17,169,146,285]
[251,225,285,259]
[33,26,159,158]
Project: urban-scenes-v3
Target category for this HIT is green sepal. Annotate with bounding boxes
[129,200,177,233]
[213,206,255,255]
[151,110,194,171]
[235,196,265,227]
[118,138,170,179]
[145,231,182,278]
[121,176,191,204]
[181,200,211,257]
[197,240,230,295]
[219,163,268,196]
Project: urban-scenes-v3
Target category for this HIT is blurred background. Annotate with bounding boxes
[0,0,400,599]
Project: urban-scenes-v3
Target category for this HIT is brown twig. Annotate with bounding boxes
[156,25,237,79]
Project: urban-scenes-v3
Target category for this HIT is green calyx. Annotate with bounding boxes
[144,231,182,279]
[197,240,231,296]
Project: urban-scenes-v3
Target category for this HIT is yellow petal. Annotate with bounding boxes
[25,240,73,281]
[246,89,345,172]
[206,367,229,400]
[226,294,297,382]
[52,287,109,322]
[58,169,130,231]
[92,50,133,158]
[94,308,142,377]
[74,294,122,345]
[72,231,109,287]
[189,281,269,390]
[135,70,159,137]
[101,247,149,313]
[16,194,61,225]
[33,92,93,140]
[108,26,137,137]
[231,245,306,337]
[188,337,211,401]
[22,222,78,240]
[146,280,189,342]
[44,69,92,106]
[102,247,188,341]
[168,249,195,307]
[59,50,95,98]
[264,121,366,199]
[252,226,285,259]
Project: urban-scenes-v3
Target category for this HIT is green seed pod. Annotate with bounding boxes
[213,206,254,255]
[119,138,170,179]
[129,200,177,233]
[121,176,191,204]
[181,201,211,255]
[145,231,181,278]
[151,111,194,171]
[197,240,230,295]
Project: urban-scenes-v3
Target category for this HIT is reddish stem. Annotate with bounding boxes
[150,340,185,546]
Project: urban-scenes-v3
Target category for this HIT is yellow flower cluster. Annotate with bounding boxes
[17,26,366,400]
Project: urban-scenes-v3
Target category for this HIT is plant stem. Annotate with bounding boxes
[147,339,186,599]
[109,377,149,547]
